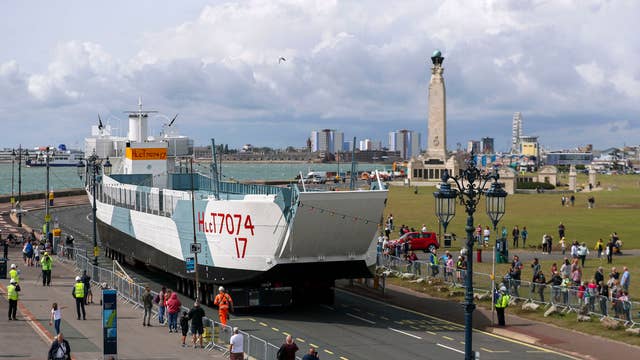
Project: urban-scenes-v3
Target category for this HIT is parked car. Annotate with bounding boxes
[389,231,440,253]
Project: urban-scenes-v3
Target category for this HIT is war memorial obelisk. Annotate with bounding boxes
[408,50,459,181]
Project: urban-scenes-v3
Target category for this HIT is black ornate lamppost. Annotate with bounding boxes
[77,153,112,266]
[433,155,507,360]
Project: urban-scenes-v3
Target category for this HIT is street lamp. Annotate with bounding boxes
[77,154,112,266]
[17,147,28,227]
[433,155,507,360]
[11,149,16,208]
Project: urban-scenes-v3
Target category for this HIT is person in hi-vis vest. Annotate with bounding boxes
[495,285,511,326]
[72,276,86,320]
[214,286,234,326]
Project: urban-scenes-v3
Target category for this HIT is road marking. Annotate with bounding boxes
[282,332,291,336]
[346,313,376,325]
[410,325,419,330]
[388,327,422,339]
[338,289,578,359]
[367,312,375,316]
[380,316,389,320]
[340,357,349,360]
[249,318,256,322]
[259,322,268,327]
[460,341,465,345]
[437,343,464,354]
[324,349,334,355]
[481,347,509,353]
[442,336,454,341]
[527,350,547,353]
[426,331,437,335]
[310,343,319,348]
[296,338,305,343]
[352,307,362,312]
[271,327,279,331]
[320,304,335,311]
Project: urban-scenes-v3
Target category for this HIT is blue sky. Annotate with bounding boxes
[1,0,638,151]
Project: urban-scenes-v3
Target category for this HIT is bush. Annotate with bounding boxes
[517,181,555,190]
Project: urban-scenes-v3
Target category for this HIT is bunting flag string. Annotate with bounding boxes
[297,202,377,225]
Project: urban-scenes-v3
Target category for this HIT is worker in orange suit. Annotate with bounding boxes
[213,286,234,326]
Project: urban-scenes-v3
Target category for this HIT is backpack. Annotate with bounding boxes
[153,293,160,304]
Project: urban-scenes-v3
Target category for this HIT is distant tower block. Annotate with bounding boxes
[511,112,523,154]
[426,50,447,161]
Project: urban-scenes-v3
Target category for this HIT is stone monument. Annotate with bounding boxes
[408,50,459,181]
[569,165,577,191]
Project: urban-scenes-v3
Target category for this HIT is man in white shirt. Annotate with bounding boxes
[229,327,244,360]
[421,224,427,233]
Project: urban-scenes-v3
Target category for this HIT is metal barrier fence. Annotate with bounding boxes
[56,245,302,359]
[378,253,639,327]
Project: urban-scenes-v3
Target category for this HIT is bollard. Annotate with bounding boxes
[476,248,482,263]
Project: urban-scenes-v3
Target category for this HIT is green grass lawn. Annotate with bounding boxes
[386,174,640,249]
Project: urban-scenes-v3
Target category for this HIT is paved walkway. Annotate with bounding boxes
[1,230,226,359]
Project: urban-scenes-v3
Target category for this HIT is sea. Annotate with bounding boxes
[0,162,391,196]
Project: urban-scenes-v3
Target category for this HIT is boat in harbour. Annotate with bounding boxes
[25,145,84,167]
[82,101,388,307]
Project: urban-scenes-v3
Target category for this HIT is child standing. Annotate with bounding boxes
[180,311,190,347]
[49,302,65,335]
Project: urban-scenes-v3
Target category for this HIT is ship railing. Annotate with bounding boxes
[378,253,639,327]
[67,246,303,359]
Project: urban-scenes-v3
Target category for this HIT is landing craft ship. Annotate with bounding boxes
[82,102,388,307]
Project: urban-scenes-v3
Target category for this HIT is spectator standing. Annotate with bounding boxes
[509,255,522,298]
[598,280,609,316]
[561,196,566,207]
[594,238,604,259]
[179,311,189,347]
[577,242,589,267]
[387,214,394,231]
[606,239,614,264]
[547,235,554,254]
[229,327,244,360]
[570,195,575,206]
[2,237,8,259]
[533,270,546,302]
[594,267,605,286]
[429,248,439,276]
[34,243,41,268]
[521,226,528,248]
[302,347,320,360]
[558,236,565,255]
[49,302,65,335]
[456,256,467,283]
[587,196,595,208]
[156,286,167,325]
[188,301,206,348]
[530,258,541,296]
[475,225,482,243]
[7,278,20,320]
[72,276,86,320]
[166,292,181,333]
[421,224,427,233]
[558,222,566,239]
[141,286,153,327]
[512,225,520,248]
[80,270,92,305]
[445,253,454,283]
[548,271,562,304]
[620,266,630,293]
[41,251,53,286]
[610,267,620,281]
[587,279,598,312]
[542,234,548,254]
[407,251,420,276]
[483,226,491,247]
[550,262,558,275]
[277,335,299,360]
[570,241,579,259]
[47,333,71,360]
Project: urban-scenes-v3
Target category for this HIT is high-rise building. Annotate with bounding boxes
[511,112,523,153]
[310,129,344,154]
[481,137,494,154]
[389,130,421,159]
[519,136,539,158]
[467,140,481,154]
[359,139,372,151]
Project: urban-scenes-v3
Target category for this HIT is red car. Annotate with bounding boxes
[390,232,440,253]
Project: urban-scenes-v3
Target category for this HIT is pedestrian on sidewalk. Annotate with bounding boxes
[72,276,86,320]
[7,278,20,320]
[35,243,42,268]
[179,311,189,347]
[141,286,153,326]
[495,285,510,326]
[2,237,8,259]
[166,292,181,333]
[229,327,244,360]
[9,263,20,284]
[80,270,92,304]
[47,332,71,360]
[41,251,53,286]
[155,286,167,325]
[521,226,528,248]
[277,335,299,360]
[49,302,66,335]
[188,301,206,348]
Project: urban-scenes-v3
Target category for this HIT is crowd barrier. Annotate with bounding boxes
[56,245,303,359]
[378,252,639,327]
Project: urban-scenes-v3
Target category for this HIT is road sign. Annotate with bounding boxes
[190,243,201,254]
[94,246,100,257]
[102,289,118,357]
[185,257,195,273]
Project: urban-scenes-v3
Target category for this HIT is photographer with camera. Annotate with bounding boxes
[302,347,320,360]
[41,251,53,286]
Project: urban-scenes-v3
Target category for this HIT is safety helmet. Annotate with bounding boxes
[11,264,16,269]
[75,276,81,281]
[499,285,507,292]
[10,278,16,284]
[43,252,49,256]
[218,286,225,292]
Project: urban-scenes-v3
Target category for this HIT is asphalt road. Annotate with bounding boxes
[25,205,575,360]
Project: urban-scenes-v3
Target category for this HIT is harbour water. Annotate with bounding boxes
[0,162,391,195]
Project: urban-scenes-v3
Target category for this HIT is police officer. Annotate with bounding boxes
[214,286,234,326]
[41,251,53,286]
[9,263,19,284]
[72,276,86,320]
[7,278,20,320]
[495,285,510,326]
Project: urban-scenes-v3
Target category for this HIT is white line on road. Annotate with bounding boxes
[388,327,422,339]
[437,343,464,354]
[320,304,335,311]
[346,313,376,325]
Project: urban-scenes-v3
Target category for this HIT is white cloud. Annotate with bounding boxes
[575,62,605,86]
